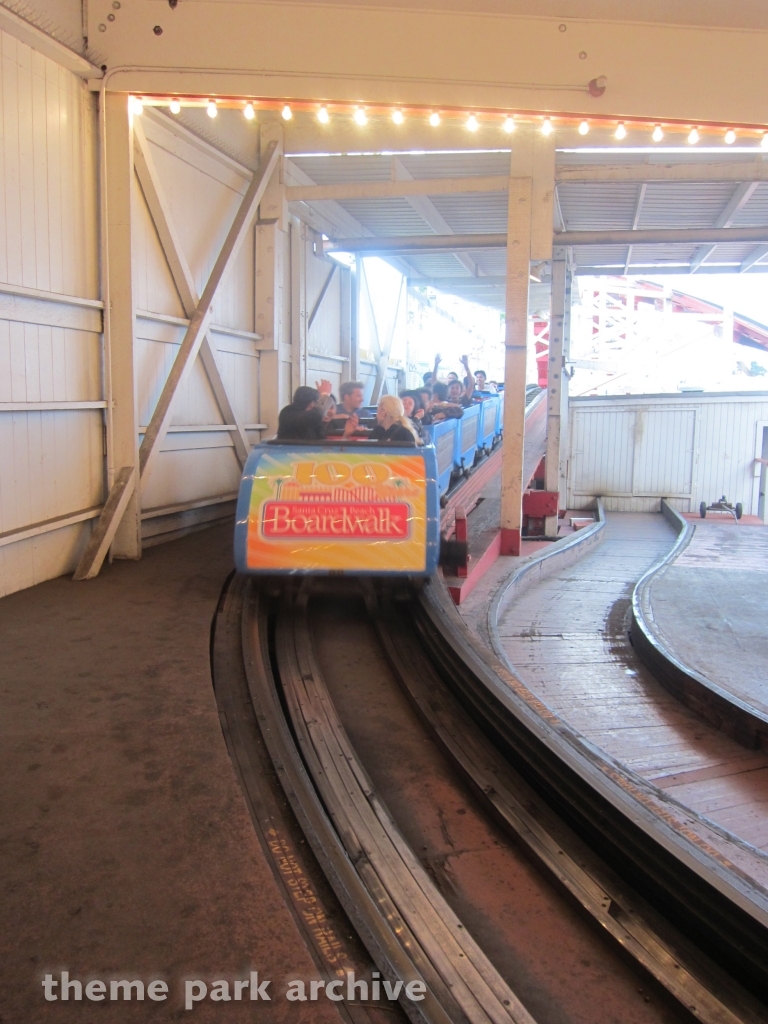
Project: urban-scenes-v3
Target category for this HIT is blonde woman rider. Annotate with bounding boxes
[345,395,420,445]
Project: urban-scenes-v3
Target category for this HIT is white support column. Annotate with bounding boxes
[559,266,573,508]
[500,176,532,556]
[544,256,566,537]
[350,258,360,383]
[256,219,289,434]
[339,266,352,385]
[256,121,290,435]
[103,92,141,561]
[290,219,308,390]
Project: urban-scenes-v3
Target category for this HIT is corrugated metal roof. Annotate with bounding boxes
[557,182,640,230]
[638,182,736,229]
[731,183,768,227]
[699,242,761,263]
[428,192,508,233]
[339,198,434,236]
[396,151,512,179]
[289,155,392,183]
[403,252,472,277]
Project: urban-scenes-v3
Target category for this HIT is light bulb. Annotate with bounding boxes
[724,128,736,144]
[541,118,553,136]
[466,114,479,132]
[762,133,768,150]
[207,101,217,118]
[652,125,664,142]
[502,117,516,134]
[578,120,589,135]
[243,103,255,120]
[615,122,627,140]
[169,99,181,115]
[428,111,440,127]
[281,104,292,120]
[317,106,329,124]
[354,107,367,125]
[131,97,143,116]
[392,109,404,125]
[688,127,699,144]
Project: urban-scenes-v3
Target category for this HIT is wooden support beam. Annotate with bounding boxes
[559,227,768,246]
[500,177,532,557]
[73,468,136,580]
[103,91,141,564]
[327,233,505,254]
[556,161,768,184]
[138,140,280,487]
[287,175,508,203]
[133,118,251,466]
[544,258,566,538]
[328,226,768,254]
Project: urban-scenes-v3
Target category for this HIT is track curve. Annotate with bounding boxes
[212,573,768,1024]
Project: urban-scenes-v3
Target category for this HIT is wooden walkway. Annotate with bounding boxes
[642,520,768,725]
[495,512,768,871]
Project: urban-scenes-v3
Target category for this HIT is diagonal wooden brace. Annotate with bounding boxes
[73,467,136,580]
[133,118,255,466]
[137,138,280,488]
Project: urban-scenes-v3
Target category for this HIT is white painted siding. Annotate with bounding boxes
[0,28,101,597]
[567,392,768,515]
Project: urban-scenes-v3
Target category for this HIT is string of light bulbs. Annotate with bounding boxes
[128,96,768,148]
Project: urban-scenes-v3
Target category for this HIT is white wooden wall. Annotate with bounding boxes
[134,113,263,541]
[567,392,768,515]
[0,28,100,597]
[0,55,413,596]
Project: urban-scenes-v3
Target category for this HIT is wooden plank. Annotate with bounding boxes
[72,466,135,580]
[495,510,768,868]
[0,504,101,548]
[0,401,106,411]
[137,139,279,487]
